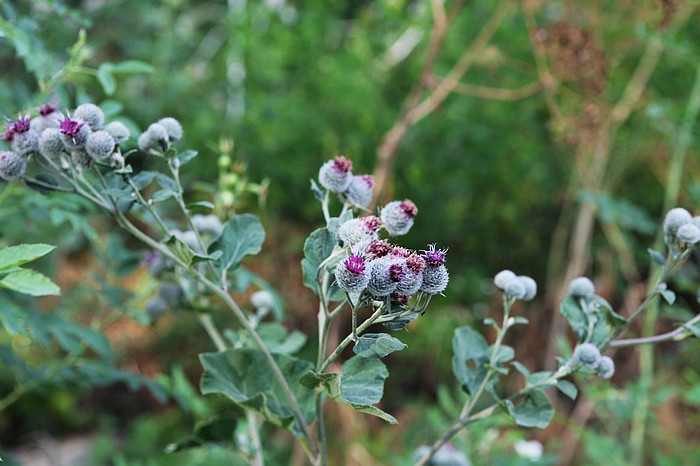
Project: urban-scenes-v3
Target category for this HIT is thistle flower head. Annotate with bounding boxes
[568,276,596,298]
[422,244,447,266]
[85,130,116,160]
[138,123,169,152]
[677,223,700,245]
[334,253,370,293]
[573,343,602,369]
[251,290,276,310]
[663,207,692,236]
[39,104,57,117]
[518,275,537,301]
[74,103,105,130]
[104,121,131,144]
[367,239,393,259]
[158,117,183,142]
[420,262,449,295]
[38,128,64,160]
[0,151,27,180]
[11,128,39,156]
[494,269,517,290]
[337,217,380,245]
[406,253,426,273]
[381,199,417,236]
[344,174,374,209]
[60,117,91,149]
[394,256,424,295]
[595,355,615,379]
[366,256,400,297]
[318,156,353,192]
[505,279,527,300]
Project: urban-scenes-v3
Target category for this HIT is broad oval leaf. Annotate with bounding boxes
[452,326,490,394]
[505,389,554,429]
[210,214,265,273]
[353,333,407,359]
[341,355,389,405]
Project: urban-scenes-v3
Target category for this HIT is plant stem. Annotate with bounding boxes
[609,313,700,347]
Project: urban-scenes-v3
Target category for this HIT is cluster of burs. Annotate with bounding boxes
[0,103,182,180]
[318,156,449,306]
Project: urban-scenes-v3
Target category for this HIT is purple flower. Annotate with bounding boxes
[337,216,381,245]
[318,156,353,192]
[334,254,370,293]
[367,239,393,259]
[394,255,424,295]
[39,104,57,117]
[366,256,401,297]
[380,199,418,236]
[420,246,449,294]
[422,244,447,266]
[59,117,91,148]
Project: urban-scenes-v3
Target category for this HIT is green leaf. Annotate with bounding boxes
[97,64,117,95]
[512,361,531,378]
[199,349,315,435]
[505,390,554,429]
[210,214,265,273]
[0,269,60,296]
[560,295,588,342]
[683,322,700,339]
[452,326,490,395]
[165,235,195,268]
[0,243,55,272]
[341,356,389,405]
[177,150,199,166]
[661,289,676,305]
[301,227,338,293]
[165,415,238,453]
[489,345,514,364]
[109,60,155,74]
[648,248,667,265]
[300,367,397,424]
[150,188,177,202]
[257,323,307,355]
[556,380,579,400]
[353,333,407,359]
[510,316,529,326]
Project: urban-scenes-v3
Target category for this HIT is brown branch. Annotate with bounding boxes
[373,0,515,204]
[442,79,542,101]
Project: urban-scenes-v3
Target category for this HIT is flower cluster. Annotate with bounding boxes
[493,269,537,301]
[318,156,375,209]
[663,207,700,248]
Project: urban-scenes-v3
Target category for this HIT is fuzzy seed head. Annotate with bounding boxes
[138,123,169,152]
[518,275,537,301]
[420,263,449,294]
[335,254,370,293]
[85,130,116,160]
[595,356,615,379]
[568,276,596,298]
[663,207,692,235]
[0,151,26,180]
[344,174,374,208]
[338,217,380,245]
[505,279,527,300]
[74,103,105,130]
[574,343,602,368]
[318,156,353,192]
[104,121,131,144]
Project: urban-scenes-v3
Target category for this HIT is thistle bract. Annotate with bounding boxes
[138,123,169,152]
[318,156,353,192]
[11,129,39,156]
[569,276,595,298]
[334,254,370,293]
[0,151,27,180]
[366,256,401,296]
[344,174,374,209]
[380,199,417,236]
[39,128,65,160]
[573,343,601,368]
[74,103,105,130]
[337,216,381,245]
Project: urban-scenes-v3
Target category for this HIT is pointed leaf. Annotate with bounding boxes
[0,243,55,271]
[0,269,60,296]
[452,326,490,394]
[556,380,579,400]
[648,248,666,265]
[341,356,389,405]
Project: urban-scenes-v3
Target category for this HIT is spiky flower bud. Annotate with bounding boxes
[494,270,517,289]
[318,156,353,192]
[11,129,39,156]
[366,239,393,259]
[420,245,449,294]
[518,275,537,301]
[192,214,224,238]
[158,117,183,142]
[676,223,700,245]
[595,355,615,379]
[505,279,527,300]
[366,256,402,296]
[380,199,417,236]
[344,174,374,209]
[85,130,116,160]
[335,254,371,293]
[74,103,105,130]
[59,117,91,149]
[573,343,602,369]
[568,277,595,298]
[0,151,27,180]
[104,121,131,144]
[337,216,381,245]
[138,123,169,152]
[663,207,692,236]
[38,128,65,160]
[395,254,425,295]
[251,290,275,310]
